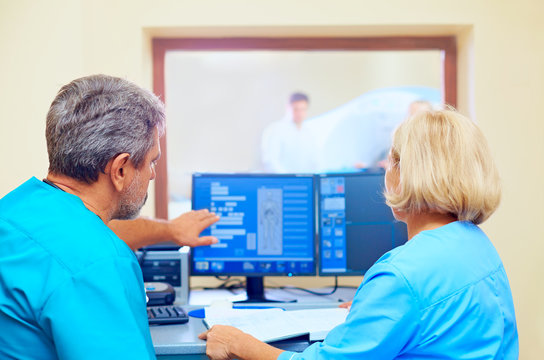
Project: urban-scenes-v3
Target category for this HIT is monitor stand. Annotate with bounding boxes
[234,276,297,304]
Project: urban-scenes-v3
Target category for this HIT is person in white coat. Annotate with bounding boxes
[261,92,318,173]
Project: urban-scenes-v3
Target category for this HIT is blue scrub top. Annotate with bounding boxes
[280,221,518,360]
[0,177,155,359]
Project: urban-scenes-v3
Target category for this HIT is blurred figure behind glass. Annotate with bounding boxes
[261,92,319,173]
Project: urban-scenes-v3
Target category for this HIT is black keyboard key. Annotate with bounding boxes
[155,308,170,318]
[148,305,189,325]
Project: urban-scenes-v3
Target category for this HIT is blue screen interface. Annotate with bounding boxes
[192,174,315,275]
[319,172,408,275]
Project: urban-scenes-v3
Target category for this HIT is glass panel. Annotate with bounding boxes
[165,50,442,217]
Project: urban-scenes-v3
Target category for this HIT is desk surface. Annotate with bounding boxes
[151,287,357,357]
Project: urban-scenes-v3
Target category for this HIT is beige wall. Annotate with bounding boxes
[1,0,543,357]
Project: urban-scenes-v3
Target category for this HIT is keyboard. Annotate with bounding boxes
[147,305,189,325]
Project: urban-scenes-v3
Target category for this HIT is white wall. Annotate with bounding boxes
[1,0,543,357]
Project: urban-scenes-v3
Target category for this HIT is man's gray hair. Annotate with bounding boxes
[46,74,165,183]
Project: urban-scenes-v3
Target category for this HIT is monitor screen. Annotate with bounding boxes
[191,173,316,277]
[318,171,408,276]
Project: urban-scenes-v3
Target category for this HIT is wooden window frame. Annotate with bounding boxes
[152,36,457,219]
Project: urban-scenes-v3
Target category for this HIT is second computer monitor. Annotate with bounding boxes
[318,171,408,276]
[191,173,316,277]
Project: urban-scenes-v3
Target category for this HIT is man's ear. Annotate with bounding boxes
[106,153,132,192]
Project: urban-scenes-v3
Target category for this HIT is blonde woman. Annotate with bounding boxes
[199,110,519,360]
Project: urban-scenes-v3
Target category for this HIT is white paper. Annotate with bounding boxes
[204,307,348,343]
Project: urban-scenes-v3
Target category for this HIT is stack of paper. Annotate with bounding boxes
[204,307,349,343]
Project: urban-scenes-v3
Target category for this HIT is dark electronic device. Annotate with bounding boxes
[147,305,189,325]
[191,173,316,303]
[138,250,182,286]
[145,282,176,306]
[318,171,408,276]
[136,248,190,305]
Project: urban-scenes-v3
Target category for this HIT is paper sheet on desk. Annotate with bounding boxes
[287,308,349,341]
[204,308,348,343]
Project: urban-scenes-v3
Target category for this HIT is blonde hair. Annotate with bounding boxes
[385,109,501,224]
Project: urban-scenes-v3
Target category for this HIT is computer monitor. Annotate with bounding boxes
[191,173,316,302]
[318,171,408,276]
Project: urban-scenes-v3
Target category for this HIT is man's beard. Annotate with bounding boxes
[112,174,148,220]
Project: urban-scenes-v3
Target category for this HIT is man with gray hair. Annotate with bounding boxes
[0,74,210,359]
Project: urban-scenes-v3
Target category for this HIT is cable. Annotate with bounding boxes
[137,248,147,267]
[278,276,339,296]
[196,276,245,291]
[217,278,245,291]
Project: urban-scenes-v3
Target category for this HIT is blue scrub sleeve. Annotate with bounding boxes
[278,263,420,360]
[38,256,155,360]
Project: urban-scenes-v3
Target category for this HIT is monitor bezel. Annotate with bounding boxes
[190,172,318,277]
[317,169,390,277]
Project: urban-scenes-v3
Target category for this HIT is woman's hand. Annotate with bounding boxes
[339,301,352,310]
[199,325,283,360]
[198,325,244,360]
